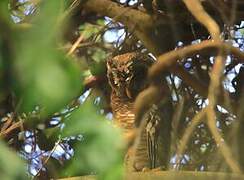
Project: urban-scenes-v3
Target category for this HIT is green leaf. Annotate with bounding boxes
[13,0,82,119]
[61,101,124,179]
[79,23,100,39]
[0,141,27,180]
[89,49,107,76]
[96,19,105,26]
[91,49,107,62]
[0,0,12,26]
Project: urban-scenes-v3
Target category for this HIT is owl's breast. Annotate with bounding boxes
[110,91,135,131]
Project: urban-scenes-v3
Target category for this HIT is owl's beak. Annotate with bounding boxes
[125,87,133,99]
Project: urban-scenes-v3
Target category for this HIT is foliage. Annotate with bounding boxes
[0,0,243,179]
[61,101,124,179]
[0,0,123,179]
[0,141,27,180]
[13,1,82,118]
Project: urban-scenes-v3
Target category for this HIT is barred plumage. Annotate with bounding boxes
[107,52,172,171]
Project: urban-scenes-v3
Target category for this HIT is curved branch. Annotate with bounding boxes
[82,0,211,103]
[148,40,244,80]
[183,0,241,173]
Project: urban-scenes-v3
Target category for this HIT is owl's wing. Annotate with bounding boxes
[146,104,160,168]
[145,97,173,169]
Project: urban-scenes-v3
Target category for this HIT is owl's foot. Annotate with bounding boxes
[142,166,163,172]
[132,162,151,172]
[151,166,163,172]
[141,167,150,172]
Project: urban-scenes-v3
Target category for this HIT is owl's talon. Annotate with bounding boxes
[151,166,163,172]
[142,166,163,172]
[142,167,150,172]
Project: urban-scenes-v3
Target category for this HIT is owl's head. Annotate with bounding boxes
[107,52,154,99]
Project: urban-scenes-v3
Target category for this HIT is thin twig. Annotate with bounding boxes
[67,34,84,56]
[207,106,241,173]
[0,121,22,138]
[183,0,241,173]
[33,138,62,179]
[175,108,206,169]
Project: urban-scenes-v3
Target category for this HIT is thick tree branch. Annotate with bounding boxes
[82,0,210,103]
[59,171,244,180]
[148,40,244,81]
[82,0,174,54]
[83,0,243,122]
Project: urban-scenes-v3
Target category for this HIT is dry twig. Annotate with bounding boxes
[175,108,207,169]
[183,0,241,173]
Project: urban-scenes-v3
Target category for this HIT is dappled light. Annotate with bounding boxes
[0,0,243,179]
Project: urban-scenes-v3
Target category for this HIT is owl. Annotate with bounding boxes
[107,52,172,171]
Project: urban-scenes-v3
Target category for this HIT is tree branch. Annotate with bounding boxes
[82,0,211,103]
[148,40,244,81]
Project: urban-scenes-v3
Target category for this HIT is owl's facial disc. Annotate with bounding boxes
[110,60,134,98]
[107,53,151,99]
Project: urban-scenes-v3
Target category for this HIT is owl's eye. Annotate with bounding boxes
[125,76,132,82]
